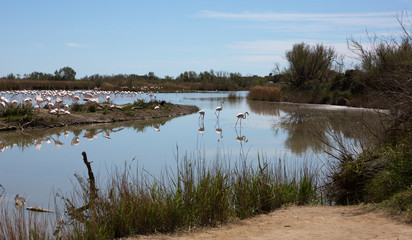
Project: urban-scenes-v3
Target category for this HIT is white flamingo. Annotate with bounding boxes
[235,112,249,128]
[215,101,224,118]
[198,110,205,121]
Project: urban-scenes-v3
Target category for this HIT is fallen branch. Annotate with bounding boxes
[26,206,55,213]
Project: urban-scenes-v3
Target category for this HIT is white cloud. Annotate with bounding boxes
[32,43,45,48]
[65,42,90,48]
[197,10,401,29]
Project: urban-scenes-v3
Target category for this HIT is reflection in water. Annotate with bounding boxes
[0,119,171,151]
[50,137,63,148]
[248,100,379,155]
[84,129,99,140]
[71,137,80,146]
[235,127,249,160]
[198,123,205,134]
[215,121,223,139]
[247,101,281,116]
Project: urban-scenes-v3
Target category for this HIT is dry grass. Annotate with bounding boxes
[247,86,281,102]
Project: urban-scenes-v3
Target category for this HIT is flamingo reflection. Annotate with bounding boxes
[215,121,223,139]
[235,128,249,160]
[71,137,80,146]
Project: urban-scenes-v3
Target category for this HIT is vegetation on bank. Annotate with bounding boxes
[0,99,194,131]
[0,154,319,239]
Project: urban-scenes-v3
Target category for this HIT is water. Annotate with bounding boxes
[0,91,376,207]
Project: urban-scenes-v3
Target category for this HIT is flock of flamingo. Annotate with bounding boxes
[0,89,161,114]
[198,101,249,128]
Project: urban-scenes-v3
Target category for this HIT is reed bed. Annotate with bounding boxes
[247,86,281,102]
[0,153,320,240]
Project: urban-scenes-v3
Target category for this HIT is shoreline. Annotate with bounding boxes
[0,103,199,132]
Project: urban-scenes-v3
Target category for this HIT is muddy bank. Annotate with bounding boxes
[0,103,198,131]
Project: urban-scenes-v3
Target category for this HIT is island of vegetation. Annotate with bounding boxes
[0,94,198,131]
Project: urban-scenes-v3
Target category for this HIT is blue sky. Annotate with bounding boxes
[1,0,411,78]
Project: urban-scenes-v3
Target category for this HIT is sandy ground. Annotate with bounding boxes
[127,206,412,240]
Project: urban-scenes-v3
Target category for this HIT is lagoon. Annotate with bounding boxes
[0,91,375,207]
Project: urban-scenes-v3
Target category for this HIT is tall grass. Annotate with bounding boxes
[0,152,319,239]
[55,153,318,239]
[247,86,281,102]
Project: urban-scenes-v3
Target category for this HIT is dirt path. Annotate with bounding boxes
[127,206,412,240]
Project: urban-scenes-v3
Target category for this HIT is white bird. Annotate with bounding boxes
[72,96,81,102]
[198,110,205,121]
[0,96,9,104]
[55,98,63,108]
[35,96,44,107]
[235,112,249,128]
[23,98,33,106]
[11,100,18,106]
[154,105,160,110]
[215,101,224,118]
[14,194,26,207]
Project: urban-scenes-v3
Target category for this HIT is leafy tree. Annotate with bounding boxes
[285,42,338,89]
[54,66,76,80]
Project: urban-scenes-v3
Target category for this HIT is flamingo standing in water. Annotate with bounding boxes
[235,112,249,128]
[198,110,205,121]
[215,101,224,118]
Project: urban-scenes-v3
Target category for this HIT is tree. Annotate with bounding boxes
[54,66,76,80]
[285,42,338,89]
[348,13,412,134]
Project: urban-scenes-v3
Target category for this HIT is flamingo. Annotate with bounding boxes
[23,98,33,106]
[35,96,44,108]
[235,112,249,128]
[198,110,205,121]
[215,101,224,118]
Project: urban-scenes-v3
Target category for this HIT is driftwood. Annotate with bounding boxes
[70,151,97,216]
[26,206,55,213]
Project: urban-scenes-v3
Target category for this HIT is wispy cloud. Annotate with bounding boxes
[197,10,401,28]
[32,43,45,48]
[65,42,91,48]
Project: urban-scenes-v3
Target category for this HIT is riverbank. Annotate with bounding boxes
[127,205,412,240]
[0,102,198,131]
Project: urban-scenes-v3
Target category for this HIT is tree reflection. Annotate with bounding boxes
[248,100,379,155]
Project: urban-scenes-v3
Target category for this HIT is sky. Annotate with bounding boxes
[1,0,411,78]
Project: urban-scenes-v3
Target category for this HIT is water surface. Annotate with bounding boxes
[0,91,376,207]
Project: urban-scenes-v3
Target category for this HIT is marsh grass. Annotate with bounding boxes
[0,104,35,119]
[0,198,56,240]
[247,86,281,102]
[53,154,319,239]
[0,152,319,240]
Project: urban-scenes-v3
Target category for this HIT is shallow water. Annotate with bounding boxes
[0,91,377,207]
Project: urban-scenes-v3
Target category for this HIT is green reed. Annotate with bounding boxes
[0,152,319,240]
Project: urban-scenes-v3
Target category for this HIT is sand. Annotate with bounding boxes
[126,206,412,240]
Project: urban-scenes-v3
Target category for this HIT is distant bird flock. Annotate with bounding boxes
[0,89,162,114]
